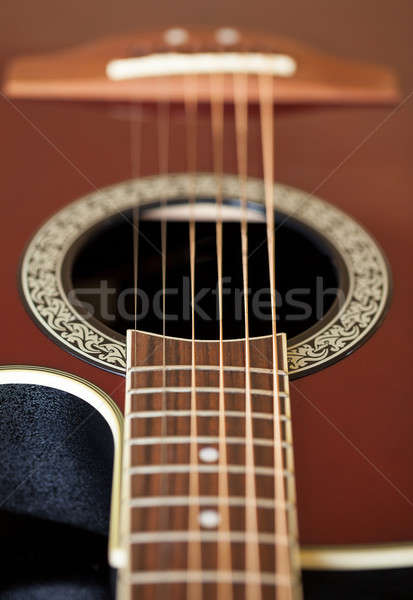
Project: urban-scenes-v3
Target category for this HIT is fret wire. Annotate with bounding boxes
[129,365,288,375]
[128,464,292,476]
[129,531,293,545]
[128,436,291,447]
[128,496,293,509]
[128,386,285,397]
[127,570,294,586]
[127,409,280,420]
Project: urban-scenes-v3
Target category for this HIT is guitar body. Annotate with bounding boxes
[0,11,412,600]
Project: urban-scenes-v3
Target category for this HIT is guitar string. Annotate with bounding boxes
[233,72,263,600]
[129,101,143,580]
[156,96,172,586]
[130,103,143,334]
[210,72,234,600]
[184,74,203,600]
[258,73,294,599]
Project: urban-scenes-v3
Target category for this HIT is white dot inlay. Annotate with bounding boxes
[199,510,220,529]
[215,27,241,46]
[199,446,219,463]
[163,28,189,47]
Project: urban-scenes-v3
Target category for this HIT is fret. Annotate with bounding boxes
[128,496,292,509]
[128,436,291,447]
[128,386,284,397]
[129,531,292,545]
[127,464,292,476]
[127,409,283,420]
[127,570,293,586]
[130,365,288,376]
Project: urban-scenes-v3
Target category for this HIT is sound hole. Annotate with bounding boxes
[68,199,342,342]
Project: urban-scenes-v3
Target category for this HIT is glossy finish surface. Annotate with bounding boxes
[0,2,412,549]
[4,28,399,104]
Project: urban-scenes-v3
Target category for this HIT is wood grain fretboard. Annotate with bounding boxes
[117,329,302,600]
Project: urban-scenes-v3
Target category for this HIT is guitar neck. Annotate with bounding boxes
[117,329,302,600]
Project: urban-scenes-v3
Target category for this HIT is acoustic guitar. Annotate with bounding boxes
[1,26,412,600]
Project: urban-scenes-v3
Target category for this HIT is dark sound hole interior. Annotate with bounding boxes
[69,200,341,341]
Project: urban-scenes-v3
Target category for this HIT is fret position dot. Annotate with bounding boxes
[215,27,241,46]
[199,446,219,463]
[163,28,189,46]
[199,510,220,529]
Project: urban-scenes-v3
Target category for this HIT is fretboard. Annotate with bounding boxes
[117,329,302,600]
